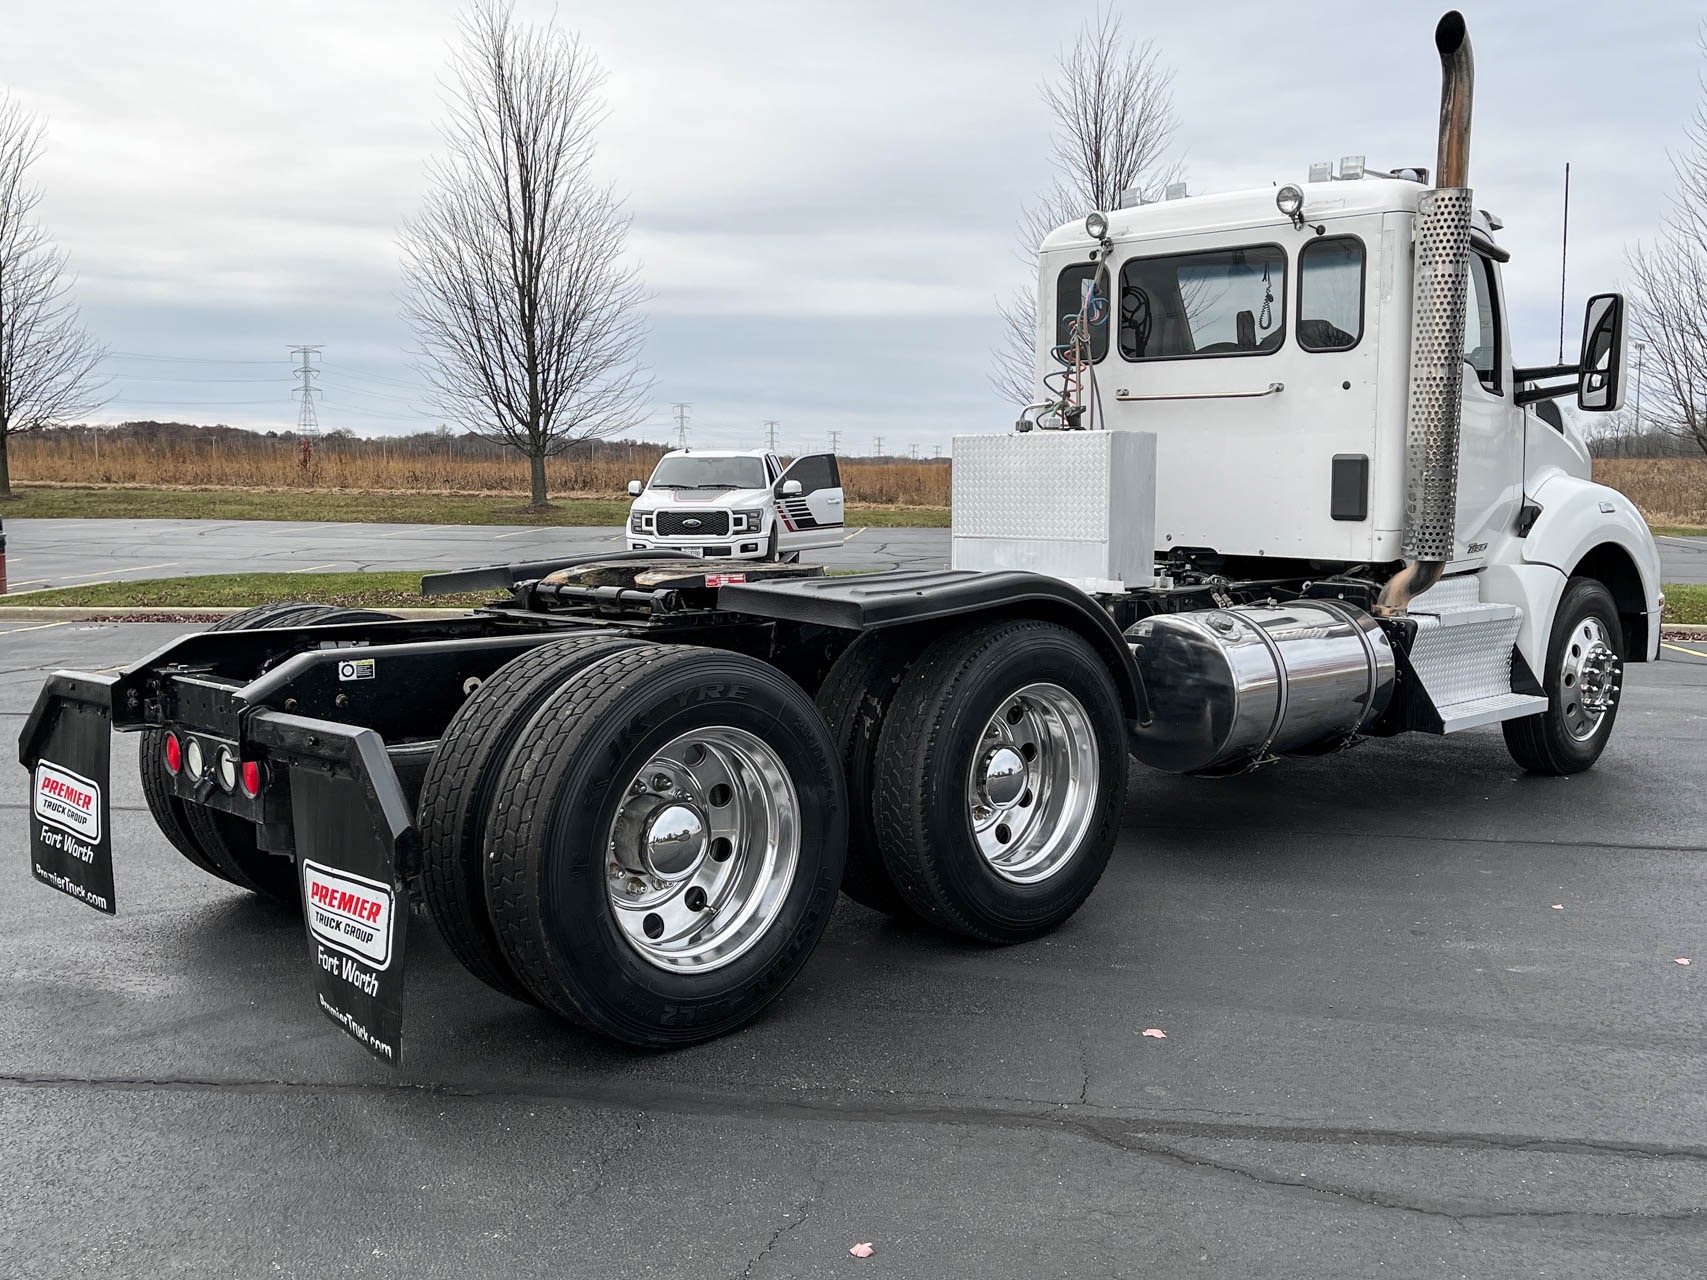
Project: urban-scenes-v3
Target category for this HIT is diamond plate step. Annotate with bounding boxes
[1436,691,1549,733]
[1405,576,1542,733]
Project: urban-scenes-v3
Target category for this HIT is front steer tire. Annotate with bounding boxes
[873,619,1127,943]
[1503,577,1625,776]
[484,643,847,1048]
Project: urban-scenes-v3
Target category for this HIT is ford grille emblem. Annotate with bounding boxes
[683,518,701,529]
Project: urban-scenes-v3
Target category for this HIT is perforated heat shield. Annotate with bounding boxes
[1402,187,1474,563]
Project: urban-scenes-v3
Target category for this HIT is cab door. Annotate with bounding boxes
[774,454,845,553]
[1452,248,1524,565]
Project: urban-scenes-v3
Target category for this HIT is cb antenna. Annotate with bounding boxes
[1558,162,1571,365]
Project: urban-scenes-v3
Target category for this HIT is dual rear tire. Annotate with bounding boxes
[419,639,848,1047]
[818,619,1128,943]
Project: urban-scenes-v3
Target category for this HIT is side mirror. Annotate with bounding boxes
[1577,293,1626,413]
[627,479,643,497]
[779,479,803,497]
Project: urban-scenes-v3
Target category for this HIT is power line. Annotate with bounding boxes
[291,345,322,435]
[109,352,291,365]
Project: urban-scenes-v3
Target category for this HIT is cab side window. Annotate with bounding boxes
[1463,255,1502,395]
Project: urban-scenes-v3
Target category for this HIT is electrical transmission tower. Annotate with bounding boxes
[672,402,692,448]
[873,435,884,458]
[909,443,919,460]
[933,444,941,459]
[827,430,841,455]
[290,345,322,434]
[764,420,780,450]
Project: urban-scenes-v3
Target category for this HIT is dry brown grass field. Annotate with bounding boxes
[8,433,952,507]
[1593,458,1707,527]
[8,433,1701,526]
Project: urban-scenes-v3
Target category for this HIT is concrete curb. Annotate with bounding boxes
[0,605,473,622]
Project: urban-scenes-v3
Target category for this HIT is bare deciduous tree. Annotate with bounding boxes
[992,12,1180,405]
[402,1,649,508]
[1628,31,1707,458]
[0,93,106,498]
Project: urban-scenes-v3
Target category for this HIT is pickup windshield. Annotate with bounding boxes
[648,456,768,490]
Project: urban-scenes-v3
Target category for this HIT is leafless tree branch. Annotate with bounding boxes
[0,92,108,497]
[992,10,1180,405]
[400,1,651,506]
[1627,28,1707,458]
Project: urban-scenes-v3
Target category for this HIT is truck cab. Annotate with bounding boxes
[626,448,845,561]
[1016,168,1664,672]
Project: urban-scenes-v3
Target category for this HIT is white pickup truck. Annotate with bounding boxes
[626,448,846,561]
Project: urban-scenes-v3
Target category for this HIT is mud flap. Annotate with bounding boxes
[18,674,118,914]
[250,712,420,1066]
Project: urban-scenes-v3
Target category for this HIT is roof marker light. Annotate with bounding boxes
[1308,162,1333,183]
[1338,154,1366,181]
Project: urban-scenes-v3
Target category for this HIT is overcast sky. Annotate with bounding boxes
[4,0,1701,455]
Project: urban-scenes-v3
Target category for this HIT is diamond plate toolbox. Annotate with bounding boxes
[950,431,1156,592]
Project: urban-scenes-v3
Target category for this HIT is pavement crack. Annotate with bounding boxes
[735,1158,826,1279]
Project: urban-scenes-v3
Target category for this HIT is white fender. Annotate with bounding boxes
[1518,472,1664,661]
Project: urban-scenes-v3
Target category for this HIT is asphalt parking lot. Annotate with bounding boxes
[3,617,1705,1279]
[0,518,948,592]
[3,518,1703,590]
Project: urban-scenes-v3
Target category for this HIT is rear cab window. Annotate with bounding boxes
[1297,236,1366,351]
[1055,263,1110,363]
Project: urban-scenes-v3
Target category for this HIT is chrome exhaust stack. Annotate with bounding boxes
[1374,11,1476,617]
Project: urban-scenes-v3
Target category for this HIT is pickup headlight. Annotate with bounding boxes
[629,513,644,532]
[731,507,767,533]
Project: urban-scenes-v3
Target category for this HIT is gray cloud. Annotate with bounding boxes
[2,0,1699,451]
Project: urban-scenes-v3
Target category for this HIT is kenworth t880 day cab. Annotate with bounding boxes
[20,12,1661,1064]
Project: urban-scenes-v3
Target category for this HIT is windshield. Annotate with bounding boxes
[647,455,768,490]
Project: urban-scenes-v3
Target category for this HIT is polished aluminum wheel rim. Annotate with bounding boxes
[966,682,1098,884]
[605,726,800,972]
[1560,616,1619,742]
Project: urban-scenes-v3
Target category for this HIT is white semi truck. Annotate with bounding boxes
[21,12,1661,1065]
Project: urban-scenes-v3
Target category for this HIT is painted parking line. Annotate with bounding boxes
[843,527,867,541]
[1661,641,1707,660]
[288,563,338,574]
[374,527,431,538]
[492,529,537,540]
[0,620,72,637]
[50,560,179,585]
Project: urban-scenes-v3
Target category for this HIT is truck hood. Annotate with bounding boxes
[630,486,772,512]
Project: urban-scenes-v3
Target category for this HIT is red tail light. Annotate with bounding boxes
[163,732,182,775]
[240,760,264,798]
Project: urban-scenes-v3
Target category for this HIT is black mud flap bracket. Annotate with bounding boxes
[19,673,118,914]
[249,710,421,1067]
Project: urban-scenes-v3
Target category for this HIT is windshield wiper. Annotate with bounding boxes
[696,483,742,490]
[649,482,690,489]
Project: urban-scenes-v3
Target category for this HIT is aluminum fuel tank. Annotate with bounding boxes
[1125,599,1395,775]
